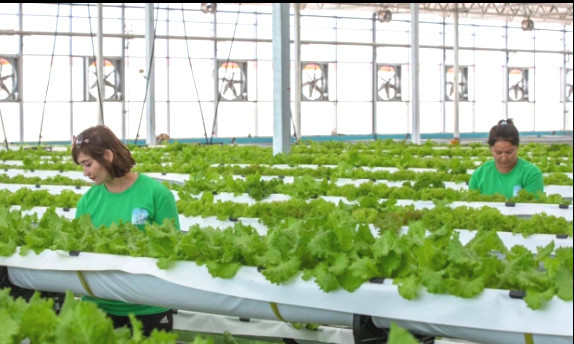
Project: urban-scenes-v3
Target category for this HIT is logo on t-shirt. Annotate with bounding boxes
[512,185,522,197]
[132,208,149,225]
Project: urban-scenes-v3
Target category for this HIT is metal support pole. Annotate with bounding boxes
[145,3,156,145]
[212,11,218,138]
[293,3,302,141]
[503,23,509,120]
[440,19,446,133]
[453,3,460,141]
[561,28,572,131]
[97,3,104,125]
[18,3,24,143]
[69,5,74,140]
[410,3,421,144]
[372,12,378,140]
[121,4,126,141]
[272,3,291,155]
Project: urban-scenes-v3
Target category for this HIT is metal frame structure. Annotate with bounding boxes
[0,3,572,147]
[299,3,573,26]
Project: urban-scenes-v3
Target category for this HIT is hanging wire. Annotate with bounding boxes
[37,3,61,148]
[181,4,209,145]
[290,108,299,142]
[87,3,105,125]
[207,4,298,144]
[0,106,9,150]
[134,4,160,146]
[209,4,242,145]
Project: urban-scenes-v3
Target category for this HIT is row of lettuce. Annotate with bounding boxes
[1,287,418,344]
[1,139,572,174]
[0,171,571,207]
[1,202,572,312]
[7,288,419,344]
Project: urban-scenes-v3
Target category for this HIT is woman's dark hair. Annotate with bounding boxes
[71,125,135,178]
[487,118,519,147]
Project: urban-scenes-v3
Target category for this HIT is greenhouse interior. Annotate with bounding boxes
[0,2,573,344]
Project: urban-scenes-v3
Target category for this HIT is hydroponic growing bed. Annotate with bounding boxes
[1,140,572,344]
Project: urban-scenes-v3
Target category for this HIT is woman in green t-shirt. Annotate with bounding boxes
[469,119,544,199]
[72,125,180,336]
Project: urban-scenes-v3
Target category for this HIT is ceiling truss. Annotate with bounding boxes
[297,3,573,26]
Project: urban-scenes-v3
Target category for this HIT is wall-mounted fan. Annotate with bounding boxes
[0,57,18,101]
[445,65,468,101]
[301,62,328,101]
[377,64,401,101]
[218,60,247,101]
[508,67,529,102]
[86,57,122,101]
[566,69,572,102]
[201,3,217,14]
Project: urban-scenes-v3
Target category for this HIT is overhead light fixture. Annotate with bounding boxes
[201,3,217,14]
[377,9,392,23]
[521,18,534,31]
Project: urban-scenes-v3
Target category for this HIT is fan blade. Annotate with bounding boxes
[0,82,10,94]
[104,70,115,78]
[223,81,231,94]
[313,84,322,96]
[378,78,387,92]
[386,85,397,100]
[511,85,520,99]
[384,85,391,99]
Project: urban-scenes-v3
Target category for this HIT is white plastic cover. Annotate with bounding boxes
[1,249,572,344]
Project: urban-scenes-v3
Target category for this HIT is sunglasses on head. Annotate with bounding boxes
[73,135,103,148]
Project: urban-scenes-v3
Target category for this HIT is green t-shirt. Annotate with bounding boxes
[468,157,544,199]
[75,173,180,316]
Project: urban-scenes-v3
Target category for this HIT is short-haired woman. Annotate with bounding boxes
[72,125,180,336]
